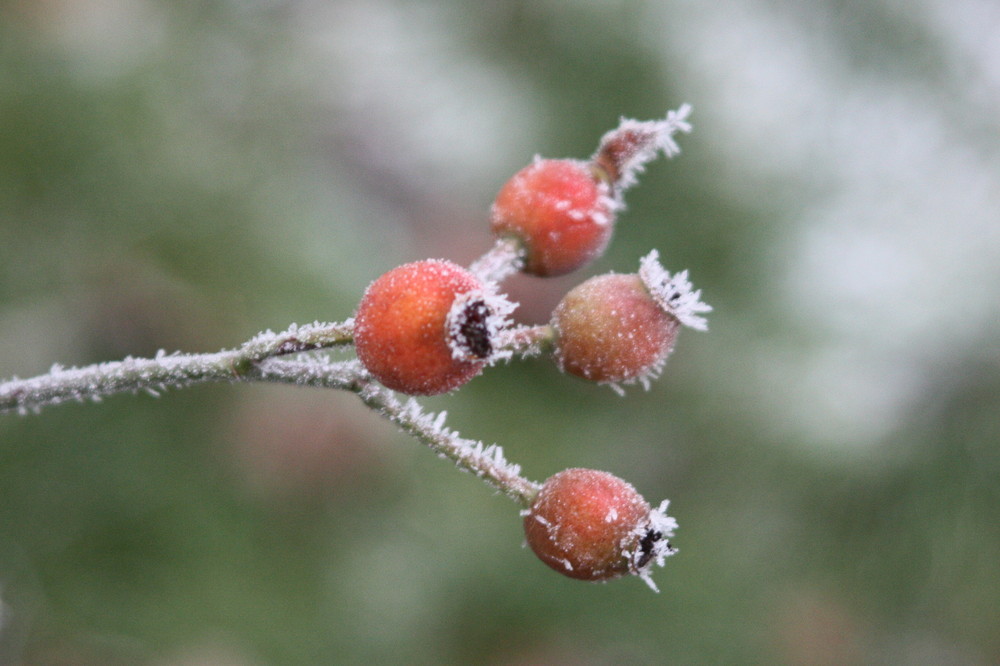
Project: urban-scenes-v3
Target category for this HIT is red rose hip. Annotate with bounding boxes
[486,108,692,279]
[551,250,711,391]
[523,468,677,587]
[553,273,678,388]
[354,260,513,395]
[490,159,614,277]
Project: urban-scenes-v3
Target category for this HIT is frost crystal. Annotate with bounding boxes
[628,499,679,593]
[638,250,712,331]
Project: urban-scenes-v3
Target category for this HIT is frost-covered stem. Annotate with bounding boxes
[256,357,541,506]
[239,319,356,361]
[0,320,355,415]
[360,380,540,506]
[0,322,540,505]
[468,236,525,284]
[496,324,556,358]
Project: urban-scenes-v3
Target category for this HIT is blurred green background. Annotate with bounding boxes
[2,1,999,664]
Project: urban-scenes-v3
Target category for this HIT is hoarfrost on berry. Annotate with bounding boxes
[638,250,712,331]
[631,499,679,593]
[445,282,518,364]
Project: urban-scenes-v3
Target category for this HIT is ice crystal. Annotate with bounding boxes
[596,339,675,396]
[638,250,712,331]
[627,499,679,593]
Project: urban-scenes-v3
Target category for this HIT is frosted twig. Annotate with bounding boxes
[0,320,540,505]
[469,236,525,284]
[254,357,541,506]
[0,320,355,415]
[367,385,539,506]
[494,324,556,358]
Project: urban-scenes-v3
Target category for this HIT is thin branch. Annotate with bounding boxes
[0,320,354,415]
[495,324,556,358]
[357,380,539,506]
[0,321,539,506]
[469,236,525,284]
[253,357,539,506]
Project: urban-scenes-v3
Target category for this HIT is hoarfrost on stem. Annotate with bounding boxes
[350,377,539,505]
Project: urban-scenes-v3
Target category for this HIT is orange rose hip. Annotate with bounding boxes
[490,159,614,277]
[551,250,711,391]
[523,468,673,584]
[354,260,511,395]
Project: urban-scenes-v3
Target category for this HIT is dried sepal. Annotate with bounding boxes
[446,281,518,364]
[593,104,693,197]
[637,249,712,331]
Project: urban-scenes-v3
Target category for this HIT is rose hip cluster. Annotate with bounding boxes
[352,106,706,589]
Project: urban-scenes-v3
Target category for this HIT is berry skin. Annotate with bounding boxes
[551,251,711,391]
[490,159,614,277]
[523,468,669,583]
[354,260,511,395]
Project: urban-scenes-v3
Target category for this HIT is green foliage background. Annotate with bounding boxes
[2,1,998,663]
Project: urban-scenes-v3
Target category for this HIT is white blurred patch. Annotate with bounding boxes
[293,0,545,190]
[35,0,168,83]
[643,0,1000,450]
